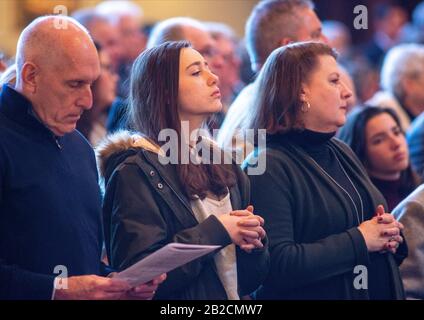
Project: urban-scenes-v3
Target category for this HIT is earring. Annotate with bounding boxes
[301,101,311,113]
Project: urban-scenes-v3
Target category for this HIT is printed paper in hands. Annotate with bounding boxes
[115,243,221,286]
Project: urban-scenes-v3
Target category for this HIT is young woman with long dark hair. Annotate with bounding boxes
[97,41,269,300]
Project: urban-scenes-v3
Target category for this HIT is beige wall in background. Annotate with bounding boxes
[0,0,259,58]
[0,0,19,58]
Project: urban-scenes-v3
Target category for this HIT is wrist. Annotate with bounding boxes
[52,277,70,300]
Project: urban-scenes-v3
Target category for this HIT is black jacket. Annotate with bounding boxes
[244,136,406,300]
[97,131,270,300]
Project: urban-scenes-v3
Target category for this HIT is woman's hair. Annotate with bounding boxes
[245,41,337,135]
[337,106,420,192]
[129,41,236,199]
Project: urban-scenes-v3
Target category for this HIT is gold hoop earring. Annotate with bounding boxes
[301,101,311,113]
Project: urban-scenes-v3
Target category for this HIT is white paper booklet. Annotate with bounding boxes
[115,243,221,286]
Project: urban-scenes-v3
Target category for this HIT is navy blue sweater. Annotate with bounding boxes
[0,85,104,299]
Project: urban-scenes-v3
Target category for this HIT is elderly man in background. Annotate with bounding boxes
[206,22,243,107]
[147,17,224,73]
[72,8,124,142]
[72,8,123,72]
[96,0,146,98]
[367,43,424,132]
[217,0,328,156]
[205,22,244,128]
[0,16,164,300]
[96,0,146,66]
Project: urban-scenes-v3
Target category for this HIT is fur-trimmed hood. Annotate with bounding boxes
[96,129,230,183]
[96,130,164,179]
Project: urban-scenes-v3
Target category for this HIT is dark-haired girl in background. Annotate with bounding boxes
[338,106,420,211]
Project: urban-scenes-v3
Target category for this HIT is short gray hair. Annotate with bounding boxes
[95,0,143,25]
[71,8,108,29]
[245,0,314,72]
[205,22,238,43]
[381,43,424,98]
[147,17,205,48]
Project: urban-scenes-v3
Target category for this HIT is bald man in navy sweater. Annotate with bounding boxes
[0,16,164,300]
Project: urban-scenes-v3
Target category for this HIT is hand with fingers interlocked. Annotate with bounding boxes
[358,205,404,254]
[218,205,266,253]
[229,205,266,253]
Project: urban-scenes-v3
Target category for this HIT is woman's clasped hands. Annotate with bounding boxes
[358,205,404,254]
[219,205,266,253]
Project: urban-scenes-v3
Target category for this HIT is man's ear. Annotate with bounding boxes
[21,62,38,94]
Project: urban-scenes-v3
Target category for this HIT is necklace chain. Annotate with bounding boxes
[308,154,364,225]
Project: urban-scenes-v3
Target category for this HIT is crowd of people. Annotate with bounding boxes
[1,0,424,300]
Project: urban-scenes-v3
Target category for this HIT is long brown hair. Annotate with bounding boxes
[246,41,337,135]
[129,41,236,199]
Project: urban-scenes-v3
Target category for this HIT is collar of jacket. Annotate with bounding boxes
[97,130,244,227]
[0,84,63,145]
